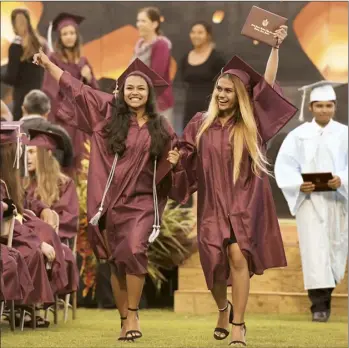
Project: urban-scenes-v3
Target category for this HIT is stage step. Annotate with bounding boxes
[178,266,348,294]
[174,290,348,316]
[175,219,348,314]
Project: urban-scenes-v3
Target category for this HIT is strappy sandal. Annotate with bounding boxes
[118,316,133,342]
[229,322,247,346]
[125,308,142,340]
[213,301,234,340]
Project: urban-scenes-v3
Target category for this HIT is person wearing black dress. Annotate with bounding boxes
[1,8,46,121]
[179,21,225,129]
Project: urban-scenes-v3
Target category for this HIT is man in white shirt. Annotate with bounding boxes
[275,81,348,322]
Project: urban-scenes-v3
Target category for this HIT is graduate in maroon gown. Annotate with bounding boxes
[0,125,54,312]
[168,27,298,346]
[33,51,183,341]
[0,201,34,302]
[23,128,79,292]
[23,129,79,243]
[42,12,99,176]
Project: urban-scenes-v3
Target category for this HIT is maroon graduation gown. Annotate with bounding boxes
[24,180,79,293]
[171,79,297,289]
[22,212,68,294]
[25,178,79,241]
[1,183,54,304]
[0,245,34,301]
[54,72,180,275]
[42,53,99,175]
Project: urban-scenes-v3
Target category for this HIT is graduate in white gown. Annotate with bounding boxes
[275,81,348,322]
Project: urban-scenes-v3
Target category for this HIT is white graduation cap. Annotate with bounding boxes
[297,80,343,122]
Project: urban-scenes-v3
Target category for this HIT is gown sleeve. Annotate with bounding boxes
[56,71,113,135]
[253,79,298,143]
[169,113,200,203]
[52,178,79,240]
[274,131,306,216]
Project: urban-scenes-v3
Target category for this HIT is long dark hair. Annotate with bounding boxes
[103,80,170,159]
[54,27,82,63]
[11,8,43,61]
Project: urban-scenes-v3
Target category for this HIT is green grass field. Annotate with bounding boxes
[1,309,347,348]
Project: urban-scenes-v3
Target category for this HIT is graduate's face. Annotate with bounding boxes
[309,101,336,125]
[137,11,158,37]
[190,24,211,48]
[124,75,149,110]
[26,146,37,173]
[60,25,78,48]
[215,77,237,112]
[14,13,29,37]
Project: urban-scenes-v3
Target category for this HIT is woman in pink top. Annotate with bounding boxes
[134,7,174,125]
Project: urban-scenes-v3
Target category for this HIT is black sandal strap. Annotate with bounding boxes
[127,307,139,312]
[232,322,245,326]
[120,316,127,320]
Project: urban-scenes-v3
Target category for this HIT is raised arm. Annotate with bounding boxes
[264,26,288,87]
[33,49,112,134]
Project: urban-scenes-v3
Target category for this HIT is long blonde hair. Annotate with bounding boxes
[196,74,270,184]
[23,147,68,206]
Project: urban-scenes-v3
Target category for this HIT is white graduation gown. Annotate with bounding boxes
[275,119,348,290]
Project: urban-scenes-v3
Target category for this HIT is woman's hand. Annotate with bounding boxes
[40,208,58,230]
[81,65,93,83]
[32,48,51,69]
[274,25,288,48]
[40,242,56,262]
[167,147,180,168]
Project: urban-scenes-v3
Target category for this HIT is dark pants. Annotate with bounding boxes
[307,288,334,313]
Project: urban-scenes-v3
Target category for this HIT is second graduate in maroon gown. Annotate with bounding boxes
[42,12,99,175]
[170,32,298,345]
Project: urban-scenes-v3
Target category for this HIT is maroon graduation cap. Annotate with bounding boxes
[0,121,23,169]
[23,128,65,151]
[116,58,169,96]
[52,12,85,32]
[215,55,263,91]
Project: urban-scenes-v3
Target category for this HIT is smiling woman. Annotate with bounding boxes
[32,51,185,342]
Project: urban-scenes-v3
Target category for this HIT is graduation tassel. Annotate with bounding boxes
[89,153,119,226]
[23,145,29,177]
[149,157,160,243]
[47,21,54,52]
[298,86,307,122]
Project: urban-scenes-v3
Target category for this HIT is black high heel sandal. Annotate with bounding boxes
[213,301,234,340]
[125,308,142,340]
[229,322,247,346]
[118,316,133,342]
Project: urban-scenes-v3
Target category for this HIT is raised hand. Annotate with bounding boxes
[274,25,288,48]
[32,48,51,69]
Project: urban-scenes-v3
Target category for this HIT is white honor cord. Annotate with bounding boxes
[149,157,160,243]
[89,153,119,226]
